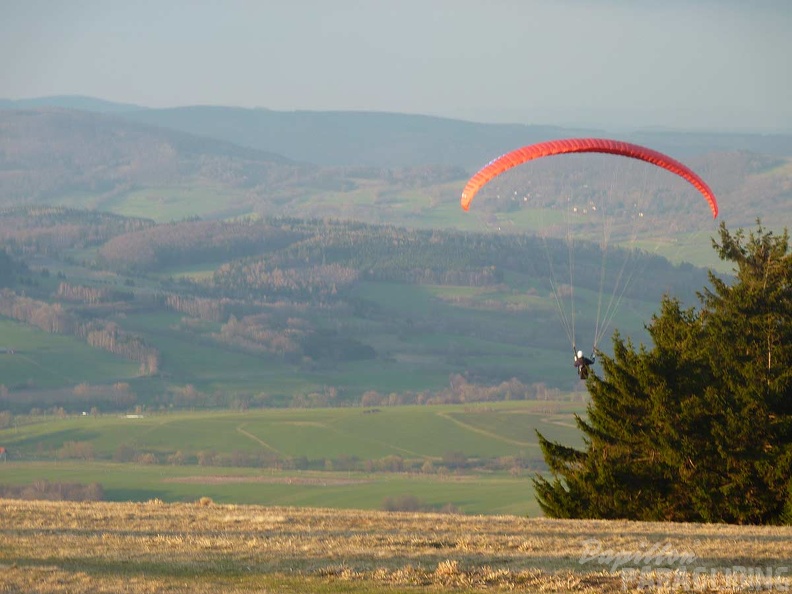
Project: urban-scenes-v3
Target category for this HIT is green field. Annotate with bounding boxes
[0,197,696,407]
[0,462,538,516]
[0,401,585,515]
[53,184,255,223]
[0,269,653,406]
[0,319,139,390]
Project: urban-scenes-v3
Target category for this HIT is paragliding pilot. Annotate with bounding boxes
[573,347,595,380]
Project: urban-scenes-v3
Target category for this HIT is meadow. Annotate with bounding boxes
[2,111,791,592]
[0,319,139,390]
[0,195,707,411]
[0,267,620,408]
[0,402,583,516]
[1,499,790,593]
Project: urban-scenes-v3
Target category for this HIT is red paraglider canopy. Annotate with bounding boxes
[460,138,718,218]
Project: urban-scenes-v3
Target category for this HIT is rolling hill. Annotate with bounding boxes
[0,104,789,247]
[5,95,792,166]
[0,98,788,405]
[0,98,791,543]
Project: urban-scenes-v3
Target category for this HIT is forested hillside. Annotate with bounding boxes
[0,101,788,415]
[5,96,792,167]
[1,105,789,238]
[0,207,711,413]
[0,109,307,208]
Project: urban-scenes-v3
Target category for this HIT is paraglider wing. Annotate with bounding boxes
[460,138,718,218]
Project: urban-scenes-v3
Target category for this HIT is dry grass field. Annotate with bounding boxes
[1,499,791,593]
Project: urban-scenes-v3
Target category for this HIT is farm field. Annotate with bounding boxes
[0,203,699,408]
[0,319,140,390]
[2,262,640,403]
[0,462,539,516]
[1,499,790,593]
[0,402,584,515]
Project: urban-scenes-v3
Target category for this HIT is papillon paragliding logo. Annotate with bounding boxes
[578,538,790,591]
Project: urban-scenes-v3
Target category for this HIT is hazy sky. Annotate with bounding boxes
[2,1,790,132]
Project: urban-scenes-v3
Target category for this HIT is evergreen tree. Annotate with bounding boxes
[534,222,792,524]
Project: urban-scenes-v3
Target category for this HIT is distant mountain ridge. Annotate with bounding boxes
[1,97,790,253]
[3,95,791,169]
[0,108,311,209]
[119,106,589,169]
[0,95,144,113]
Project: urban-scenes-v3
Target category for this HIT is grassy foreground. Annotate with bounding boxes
[0,402,584,516]
[1,499,790,593]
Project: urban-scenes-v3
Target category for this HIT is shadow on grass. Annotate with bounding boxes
[5,428,102,451]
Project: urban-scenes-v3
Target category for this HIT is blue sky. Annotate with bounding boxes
[2,1,790,132]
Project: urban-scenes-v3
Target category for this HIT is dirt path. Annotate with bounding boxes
[434,411,537,448]
[235,424,283,454]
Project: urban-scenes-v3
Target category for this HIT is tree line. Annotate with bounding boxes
[98,219,299,272]
[0,290,160,374]
[0,208,709,307]
[0,206,153,256]
[154,217,706,305]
